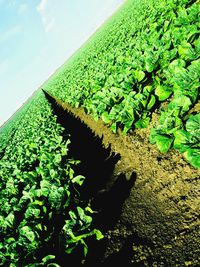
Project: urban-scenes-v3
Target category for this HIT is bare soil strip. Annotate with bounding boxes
[44,91,200,266]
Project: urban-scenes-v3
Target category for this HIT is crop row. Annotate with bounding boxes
[0,102,32,159]
[0,92,102,266]
[43,0,200,168]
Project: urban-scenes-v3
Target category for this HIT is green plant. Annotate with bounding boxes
[0,93,103,266]
[42,0,199,167]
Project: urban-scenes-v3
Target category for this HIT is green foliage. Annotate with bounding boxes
[174,114,200,168]
[0,94,103,266]
[0,0,200,264]
[63,207,103,256]
[42,0,199,167]
[0,101,32,158]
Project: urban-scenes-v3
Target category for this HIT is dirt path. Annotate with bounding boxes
[45,91,200,266]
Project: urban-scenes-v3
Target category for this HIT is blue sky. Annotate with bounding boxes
[0,0,124,127]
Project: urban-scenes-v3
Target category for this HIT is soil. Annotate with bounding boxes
[44,91,200,267]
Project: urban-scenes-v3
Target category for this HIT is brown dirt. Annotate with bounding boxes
[51,94,200,266]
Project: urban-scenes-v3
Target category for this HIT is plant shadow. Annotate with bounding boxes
[43,90,137,266]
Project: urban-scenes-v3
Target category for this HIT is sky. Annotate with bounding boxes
[0,0,125,127]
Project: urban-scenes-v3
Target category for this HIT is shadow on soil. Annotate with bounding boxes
[43,90,137,266]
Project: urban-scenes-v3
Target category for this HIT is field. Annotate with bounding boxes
[0,0,199,266]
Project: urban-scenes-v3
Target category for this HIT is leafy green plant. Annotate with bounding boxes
[0,94,103,266]
[41,0,199,167]
[1,1,200,263]
[63,207,103,256]
[174,114,200,168]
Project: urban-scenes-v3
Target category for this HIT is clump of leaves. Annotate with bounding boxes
[42,0,199,167]
[0,95,103,266]
[174,114,200,168]
[63,207,103,256]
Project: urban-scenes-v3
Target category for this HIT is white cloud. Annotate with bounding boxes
[43,17,55,32]
[0,25,22,45]
[37,0,48,13]
[37,0,55,32]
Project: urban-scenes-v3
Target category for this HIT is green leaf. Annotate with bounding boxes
[145,59,155,72]
[168,59,186,73]
[173,129,190,152]
[168,95,192,115]
[184,149,200,169]
[154,134,173,153]
[40,180,51,196]
[83,241,88,257]
[50,169,57,179]
[65,246,76,254]
[143,85,154,94]
[135,116,150,129]
[134,70,145,82]
[48,186,64,211]
[150,128,157,144]
[101,112,111,124]
[77,207,92,226]
[186,113,200,136]
[111,122,117,134]
[25,207,40,219]
[147,95,156,110]
[178,42,196,60]
[85,206,96,214]
[19,226,35,243]
[93,229,104,240]
[5,213,15,228]
[72,175,85,186]
[42,255,56,264]
[93,113,99,122]
[69,210,77,221]
[54,154,62,164]
[122,120,134,135]
[155,85,172,101]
